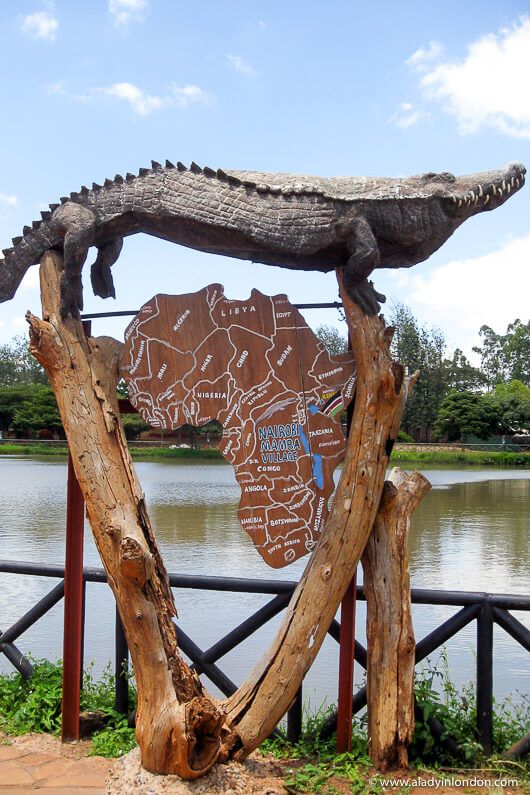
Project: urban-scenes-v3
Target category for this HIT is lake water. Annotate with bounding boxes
[0,457,528,709]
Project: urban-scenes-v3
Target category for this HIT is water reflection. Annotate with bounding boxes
[0,457,528,706]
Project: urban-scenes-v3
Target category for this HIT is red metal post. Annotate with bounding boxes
[61,320,90,742]
[336,570,357,752]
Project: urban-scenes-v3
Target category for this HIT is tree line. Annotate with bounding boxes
[317,309,530,443]
[0,311,529,443]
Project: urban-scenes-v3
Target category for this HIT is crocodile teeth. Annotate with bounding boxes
[452,195,457,203]
[502,180,507,191]
[506,182,511,193]
[469,191,475,202]
[458,199,462,207]
[473,197,479,205]
[478,185,483,197]
[498,188,503,197]
[511,176,515,187]
[516,178,520,187]
[484,195,490,205]
[492,185,497,195]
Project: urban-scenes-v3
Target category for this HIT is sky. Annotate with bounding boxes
[0,0,528,360]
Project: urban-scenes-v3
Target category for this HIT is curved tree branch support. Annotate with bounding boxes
[27,253,416,778]
[362,467,431,772]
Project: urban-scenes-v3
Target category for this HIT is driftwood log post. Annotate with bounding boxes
[362,467,431,772]
[27,252,415,778]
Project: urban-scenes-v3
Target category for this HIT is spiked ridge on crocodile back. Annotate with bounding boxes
[0,159,524,317]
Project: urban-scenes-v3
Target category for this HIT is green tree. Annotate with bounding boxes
[389,303,447,441]
[472,319,530,388]
[503,319,530,385]
[315,324,348,355]
[0,335,48,386]
[434,391,499,442]
[443,348,486,392]
[0,386,30,432]
[491,380,530,435]
[121,414,150,440]
[11,385,63,437]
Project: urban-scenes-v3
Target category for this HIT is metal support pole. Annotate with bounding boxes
[61,319,90,743]
[477,604,494,754]
[337,571,357,752]
[287,686,303,744]
[115,607,129,715]
[61,453,85,742]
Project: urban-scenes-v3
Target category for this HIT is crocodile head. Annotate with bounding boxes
[417,161,526,219]
[365,162,526,272]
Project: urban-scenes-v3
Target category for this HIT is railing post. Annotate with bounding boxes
[61,453,85,742]
[115,606,129,715]
[477,604,494,754]
[337,571,357,752]
[287,685,303,744]
[61,319,90,743]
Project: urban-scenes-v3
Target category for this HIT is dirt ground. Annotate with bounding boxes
[0,733,528,794]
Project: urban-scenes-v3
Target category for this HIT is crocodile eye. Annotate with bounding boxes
[422,171,456,183]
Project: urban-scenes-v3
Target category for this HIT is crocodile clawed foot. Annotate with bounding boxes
[91,262,116,300]
[60,271,84,320]
[347,278,386,316]
[90,238,122,300]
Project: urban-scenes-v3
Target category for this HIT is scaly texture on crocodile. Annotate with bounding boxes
[0,160,525,317]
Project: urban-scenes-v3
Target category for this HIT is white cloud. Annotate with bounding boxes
[21,11,58,40]
[0,194,18,206]
[11,316,27,330]
[108,0,147,26]
[406,40,444,71]
[227,54,256,77]
[389,233,530,356]
[96,82,210,114]
[20,266,40,291]
[51,81,210,115]
[389,102,429,129]
[410,17,530,139]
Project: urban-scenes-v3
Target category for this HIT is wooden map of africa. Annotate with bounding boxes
[120,285,356,568]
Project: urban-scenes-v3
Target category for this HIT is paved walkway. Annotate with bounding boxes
[0,741,112,794]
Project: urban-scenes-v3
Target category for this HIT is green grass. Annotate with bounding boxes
[390,448,530,467]
[261,658,530,793]
[0,659,137,758]
[0,443,68,456]
[1,441,528,466]
[0,656,528,784]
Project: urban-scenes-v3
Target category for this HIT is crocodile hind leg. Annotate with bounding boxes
[90,238,123,300]
[343,218,385,315]
[50,203,97,319]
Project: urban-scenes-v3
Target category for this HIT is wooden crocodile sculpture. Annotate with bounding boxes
[0,160,525,317]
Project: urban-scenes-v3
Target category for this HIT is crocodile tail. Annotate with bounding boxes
[0,218,62,304]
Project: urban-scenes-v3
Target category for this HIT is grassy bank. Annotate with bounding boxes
[1,441,528,467]
[390,448,530,467]
[0,659,528,791]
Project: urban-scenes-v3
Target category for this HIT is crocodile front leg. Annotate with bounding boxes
[90,238,123,300]
[343,218,385,315]
[51,203,97,319]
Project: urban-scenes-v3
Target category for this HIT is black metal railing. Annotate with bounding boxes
[0,558,529,753]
